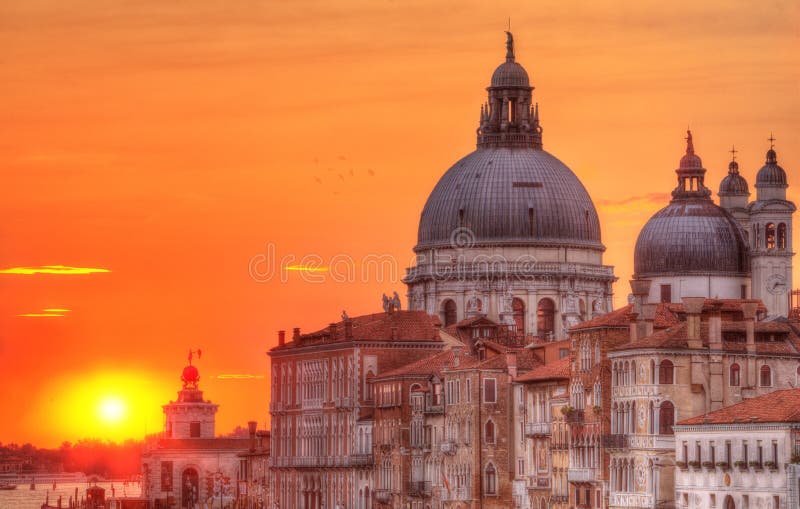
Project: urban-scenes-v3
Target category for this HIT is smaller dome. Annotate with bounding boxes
[719,161,749,196]
[756,148,787,187]
[182,365,199,385]
[491,61,530,88]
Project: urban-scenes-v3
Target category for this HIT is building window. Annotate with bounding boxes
[485,463,497,495]
[760,365,772,387]
[659,401,675,435]
[442,300,457,327]
[730,363,740,387]
[659,360,674,384]
[512,297,526,333]
[483,378,497,404]
[660,284,672,303]
[777,223,787,250]
[484,420,495,444]
[160,461,173,491]
[766,223,776,249]
[190,422,201,438]
[536,298,555,338]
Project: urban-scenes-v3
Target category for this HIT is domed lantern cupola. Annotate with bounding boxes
[163,349,218,439]
[477,32,542,149]
[672,130,712,201]
[719,146,750,216]
[755,135,789,201]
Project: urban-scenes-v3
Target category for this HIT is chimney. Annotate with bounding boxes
[278,330,286,347]
[344,319,353,340]
[640,303,657,338]
[391,326,398,341]
[452,347,461,367]
[248,420,257,452]
[708,300,723,350]
[506,353,518,378]
[628,312,639,342]
[328,322,338,340]
[629,279,652,315]
[742,301,758,353]
[682,297,706,349]
[293,327,301,340]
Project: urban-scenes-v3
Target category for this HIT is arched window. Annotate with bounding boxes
[442,299,457,327]
[512,298,525,333]
[760,365,772,387]
[730,364,740,387]
[659,401,675,435]
[778,223,787,250]
[766,223,776,249]
[484,419,495,444]
[485,463,497,495]
[659,360,674,385]
[579,299,587,322]
[537,298,555,338]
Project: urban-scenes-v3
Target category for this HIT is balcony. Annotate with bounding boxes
[425,395,444,414]
[525,422,552,437]
[269,401,285,413]
[602,434,628,449]
[335,396,354,408]
[374,490,392,504]
[567,467,598,483]
[551,442,569,450]
[565,409,585,424]
[610,493,654,507]
[440,441,456,455]
[407,481,431,497]
[442,486,471,501]
[551,495,568,503]
[350,454,373,466]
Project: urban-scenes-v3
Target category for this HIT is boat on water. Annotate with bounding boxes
[0,482,17,490]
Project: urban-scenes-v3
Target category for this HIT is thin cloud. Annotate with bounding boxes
[214,374,265,380]
[284,265,329,273]
[597,193,670,214]
[18,313,65,317]
[43,308,71,313]
[0,265,110,275]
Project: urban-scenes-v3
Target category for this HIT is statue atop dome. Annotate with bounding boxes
[505,31,514,62]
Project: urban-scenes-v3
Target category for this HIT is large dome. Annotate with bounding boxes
[415,148,603,251]
[634,131,749,277]
[634,200,749,277]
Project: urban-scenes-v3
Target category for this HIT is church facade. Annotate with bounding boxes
[403,32,616,341]
[633,133,795,318]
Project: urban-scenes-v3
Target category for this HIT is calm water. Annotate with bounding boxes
[0,482,141,509]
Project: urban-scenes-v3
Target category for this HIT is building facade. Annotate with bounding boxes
[673,389,800,509]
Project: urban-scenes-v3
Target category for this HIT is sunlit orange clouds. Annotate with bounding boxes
[0,265,110,275]
[18,308,71,317]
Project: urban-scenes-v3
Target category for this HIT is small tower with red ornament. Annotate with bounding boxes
[162,349,218,439]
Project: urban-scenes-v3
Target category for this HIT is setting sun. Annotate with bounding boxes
[98,396,127,423]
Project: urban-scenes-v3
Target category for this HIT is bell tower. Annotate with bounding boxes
[748,139,796,317]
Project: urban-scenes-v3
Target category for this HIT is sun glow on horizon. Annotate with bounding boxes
[98,396,127,423]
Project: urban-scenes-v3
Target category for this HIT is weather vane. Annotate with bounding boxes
[768,132,776,149]
[187,348,202,365]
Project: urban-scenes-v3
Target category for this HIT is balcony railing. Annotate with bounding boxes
[335,396,354,408]
[525,422,552,437]
[440,441,456,455]
[441,486,471,501]
[374,490,392,503]
[269,401,285,413]
[602,434,628,449]
[350,454,373,466]
[407,481,432,497]
[567,467,598,483]
[551,442,569,450]
[610,493,654,507]
[565,410,585,424]
[425,395,443,414]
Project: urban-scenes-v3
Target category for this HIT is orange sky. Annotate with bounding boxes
[1,0,798,447]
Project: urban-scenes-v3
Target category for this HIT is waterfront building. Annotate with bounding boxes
[141,358,259,508]
[673,389,800,509]
[267,310,446,509]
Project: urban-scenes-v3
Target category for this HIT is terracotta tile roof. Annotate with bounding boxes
[677,389,800,425]
[613,321,800,354]
[569,304,680,331]
[515,357,570,382]
[272,310,440,350]
[373,350,457,379]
